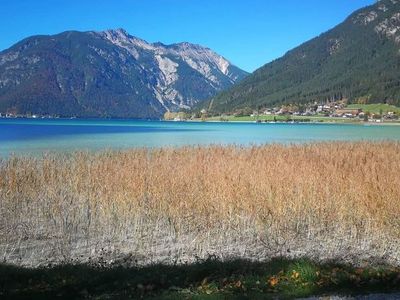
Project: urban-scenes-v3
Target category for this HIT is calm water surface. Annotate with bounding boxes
[1,118,400,156]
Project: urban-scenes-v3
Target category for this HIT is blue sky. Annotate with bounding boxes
[0,0,374,72]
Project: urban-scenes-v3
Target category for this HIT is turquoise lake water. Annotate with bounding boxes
[1,118,400,157]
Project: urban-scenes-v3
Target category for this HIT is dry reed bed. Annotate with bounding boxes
[0,142,399,267]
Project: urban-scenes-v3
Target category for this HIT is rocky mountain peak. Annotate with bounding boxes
[95,28,243,83]
[104,28,129,37]
[0,29,248,118]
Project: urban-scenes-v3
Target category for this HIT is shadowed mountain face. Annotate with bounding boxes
[208,0,400,113]
[0,29,248,118]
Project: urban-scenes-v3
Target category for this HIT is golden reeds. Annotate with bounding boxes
[0,142,399,266]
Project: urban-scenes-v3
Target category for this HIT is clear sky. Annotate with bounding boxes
[0,0,374,72]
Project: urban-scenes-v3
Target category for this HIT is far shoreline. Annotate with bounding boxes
[168,118,400,126]
[2,116,400,126]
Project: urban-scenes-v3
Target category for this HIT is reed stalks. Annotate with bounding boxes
[0,142,399,266]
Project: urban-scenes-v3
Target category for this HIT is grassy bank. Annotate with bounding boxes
[0,142,400,267]
[347,104,400,115]
[1,258,400,299]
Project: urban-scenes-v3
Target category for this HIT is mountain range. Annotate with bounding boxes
[2,0,400,118]
[207,0,400,113]
[0,29,248,118]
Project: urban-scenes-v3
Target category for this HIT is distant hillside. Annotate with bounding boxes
[207,0,400,113]
[0,29,248,118]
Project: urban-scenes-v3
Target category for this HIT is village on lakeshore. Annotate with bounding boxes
[2,100,399,124]
[164,100,400,124]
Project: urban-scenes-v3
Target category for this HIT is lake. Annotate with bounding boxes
[1,118,400,156]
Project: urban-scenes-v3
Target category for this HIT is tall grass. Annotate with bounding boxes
[0,142,399,267]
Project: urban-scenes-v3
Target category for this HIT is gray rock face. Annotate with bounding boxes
[0,29,248,118]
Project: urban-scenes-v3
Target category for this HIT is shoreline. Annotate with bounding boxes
[170,118,400,126]
[1,115,400,126]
